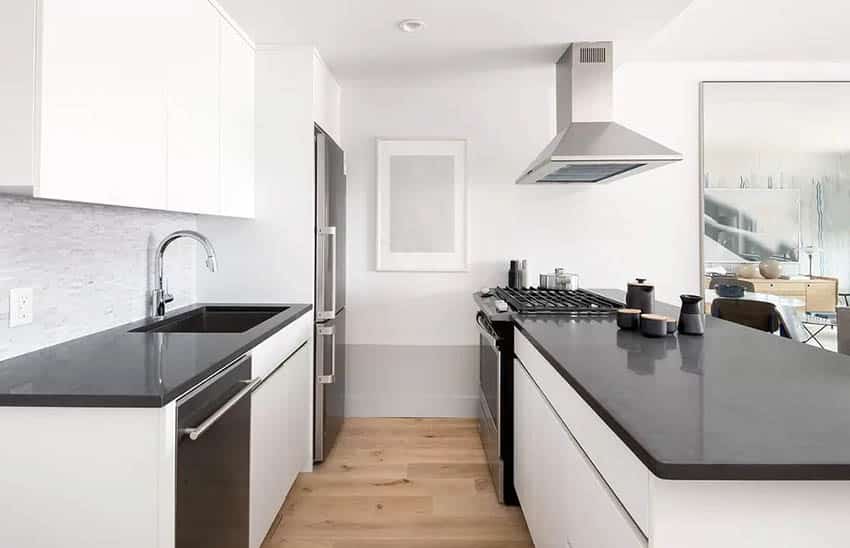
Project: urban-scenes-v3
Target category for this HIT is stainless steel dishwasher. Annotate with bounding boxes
[176,354,258,548]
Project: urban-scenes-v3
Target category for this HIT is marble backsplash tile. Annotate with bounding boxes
[0,195,198,360]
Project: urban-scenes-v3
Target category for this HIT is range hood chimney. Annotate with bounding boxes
[516,42,682,185]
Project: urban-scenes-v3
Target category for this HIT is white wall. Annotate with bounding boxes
[0,195,197,360]
[341,60,850,416]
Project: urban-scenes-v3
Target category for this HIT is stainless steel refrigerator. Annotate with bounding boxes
[314,126,346,462]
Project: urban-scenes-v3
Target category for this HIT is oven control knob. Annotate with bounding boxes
[494,299,509,313]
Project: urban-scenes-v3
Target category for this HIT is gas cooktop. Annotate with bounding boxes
[494,287,624,315]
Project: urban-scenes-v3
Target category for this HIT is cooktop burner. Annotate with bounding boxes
[494,287,624,315]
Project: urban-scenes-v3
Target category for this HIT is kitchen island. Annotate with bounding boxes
[511,290,850,548]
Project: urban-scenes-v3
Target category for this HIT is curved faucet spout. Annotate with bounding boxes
[152,230,218,318]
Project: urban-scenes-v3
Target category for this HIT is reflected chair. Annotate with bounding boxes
[711,298,792,339]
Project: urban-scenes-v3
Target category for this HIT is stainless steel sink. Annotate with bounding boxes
[131,306,288,334]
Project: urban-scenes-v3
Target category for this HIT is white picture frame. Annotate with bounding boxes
[376,139,468,272]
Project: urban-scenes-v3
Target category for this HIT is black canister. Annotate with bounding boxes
[508,260,519,289]
[678,294,705,336]
[640,314,670,338]
[616,308,642,330]
[626,278,655,314]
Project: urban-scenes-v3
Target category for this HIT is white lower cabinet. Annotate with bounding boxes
[514,358,646,548]
[249,341,312,548]
[514,358,569,548]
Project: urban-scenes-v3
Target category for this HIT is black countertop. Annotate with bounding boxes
[0,303,312,408]
[509,290,850,480]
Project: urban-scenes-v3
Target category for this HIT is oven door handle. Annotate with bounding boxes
[476,315,499,349]
[181,377,262,441]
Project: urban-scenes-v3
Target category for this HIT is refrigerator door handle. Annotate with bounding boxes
[317,325,336,384]
[317,226,337,320]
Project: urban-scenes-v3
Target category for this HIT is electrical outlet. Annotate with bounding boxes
[9,288,33,327]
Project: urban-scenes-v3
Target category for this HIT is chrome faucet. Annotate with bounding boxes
[152,230,218,318]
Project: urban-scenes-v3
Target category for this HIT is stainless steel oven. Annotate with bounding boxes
[474,287,620,505]
[476,311,517,505]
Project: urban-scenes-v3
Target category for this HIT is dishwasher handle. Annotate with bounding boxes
[181,377,262,441]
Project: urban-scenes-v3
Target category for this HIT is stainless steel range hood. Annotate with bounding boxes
[517,42,682,185]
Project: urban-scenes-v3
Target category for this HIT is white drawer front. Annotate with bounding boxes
[515,328,650,535]
[252,313,312,380]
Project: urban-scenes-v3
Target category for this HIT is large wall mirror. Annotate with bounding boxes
[700,81,850,351]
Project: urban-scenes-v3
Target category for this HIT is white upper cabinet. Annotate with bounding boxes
[40,0,170,209]
[219,17,255,218]
[0,1,37,193]
[165,0,222,215]
[1,0,255,217]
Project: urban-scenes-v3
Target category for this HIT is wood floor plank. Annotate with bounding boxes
[314,461,409,479]
[263,418,532,548]
[407,462,492,479]
[291,475,490,497]
[330,542,532,548]
[432,495,528,517]
[265,540,332,548]
[275,515,531,541]
[283,495,433,519]
[324,447,487,465]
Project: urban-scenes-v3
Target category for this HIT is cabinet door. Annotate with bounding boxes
[514,359,569,548]
[250,343,311,548]
[560,413,645,548]
[516,358,644,548]
[806,282,837,313]
[165,0,221,215]
[40,0,170,208]
[219,19,255,218]
[514,359,536,532]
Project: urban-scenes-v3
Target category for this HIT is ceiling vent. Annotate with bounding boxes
[579,46,606,64]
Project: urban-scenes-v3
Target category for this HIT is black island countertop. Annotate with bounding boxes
[0,303,312,408]
[507,290,850,481]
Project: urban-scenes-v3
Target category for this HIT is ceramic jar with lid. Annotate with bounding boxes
[626,278,655,314]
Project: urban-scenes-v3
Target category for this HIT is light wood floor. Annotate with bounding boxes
[262,418,534,548]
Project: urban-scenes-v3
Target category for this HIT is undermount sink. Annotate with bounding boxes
[131,306,288,334]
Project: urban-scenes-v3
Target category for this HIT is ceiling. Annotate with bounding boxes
[216,0,693,82]
[218,0,850,83]
[636,0,850,62]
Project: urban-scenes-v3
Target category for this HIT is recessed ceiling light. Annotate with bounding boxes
[398,19,425,33]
